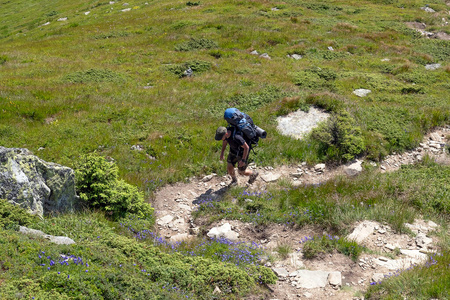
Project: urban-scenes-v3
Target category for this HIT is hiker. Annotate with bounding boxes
[215,126,259,186]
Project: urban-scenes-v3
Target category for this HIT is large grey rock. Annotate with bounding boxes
[0,147,80,218]
[19,226,75,245]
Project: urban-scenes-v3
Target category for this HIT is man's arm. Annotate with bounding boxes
[238,142,250,167]
[220,140,228,161]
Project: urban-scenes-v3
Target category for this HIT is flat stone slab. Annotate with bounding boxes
[261,172,282,183]
[276,107,330,140]
[169,233,192,243]
[157,215,174,225]
[19,226,75,245]
[294,270,330,289]
[272,267,289,278]
[207,223,239,241]
[347,221,379,243]
[353,89,371,97]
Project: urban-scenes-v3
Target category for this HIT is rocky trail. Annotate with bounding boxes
[150,127,449,300]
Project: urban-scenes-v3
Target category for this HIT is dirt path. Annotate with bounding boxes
[150,127,449,300]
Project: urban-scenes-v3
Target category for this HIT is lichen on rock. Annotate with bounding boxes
[0,146,80,218]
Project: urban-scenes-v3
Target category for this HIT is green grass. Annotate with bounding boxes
[365,251,450,300]
[0,0,449,298]
[0,0,448,189]
[194,159,449,234]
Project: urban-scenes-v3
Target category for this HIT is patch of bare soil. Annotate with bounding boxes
[149,127,449,300]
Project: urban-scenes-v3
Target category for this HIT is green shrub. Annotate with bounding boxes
[301,234,363,261]
[293,67,337,90]
[305,92,345,113]
[310,111,365,161]
[0,55,7,65]
[275,96,310,116]
[174,38,218,51]
[166,60,212,77]
[74,154,154,219]
[93,31,130,39]
[0,199,39,230]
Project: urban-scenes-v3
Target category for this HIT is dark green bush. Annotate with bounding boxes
[0,199,38,230]
[293,67,337,90]
[311,111,365,161]
[275,96,310,116]
[166,60,212,78]
[302,235,363,261]
[74,154,154,219]
[305,92,345,113]
[174,38,218,51]
[0,55,7,65]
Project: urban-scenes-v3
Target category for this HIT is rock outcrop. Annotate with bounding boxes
[0,147,80,218]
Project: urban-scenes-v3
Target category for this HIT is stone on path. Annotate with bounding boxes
[328,271,342,287]
[157,215,174,225]
[261,172,281,183]
[294,270,330,289]
[347,221,379,243]
[272,267,289,278]
[314,163,326,172]
[344,160,363,176]
[371,273,384,283]
[170,233,192,243]
[400,249,428,260]
[207,223,239,241]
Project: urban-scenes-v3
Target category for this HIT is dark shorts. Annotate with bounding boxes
[227,152,248,172]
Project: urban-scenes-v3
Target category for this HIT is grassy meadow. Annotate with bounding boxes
[1,0,449,299]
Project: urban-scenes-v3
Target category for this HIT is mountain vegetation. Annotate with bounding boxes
[0,0,449,298]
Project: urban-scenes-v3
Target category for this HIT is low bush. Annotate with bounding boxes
[166,60,212,78]
[292,67,337,90]
[305,92,345,113]
[0,55,7,65]
[310,111,365,161]
[0,199,39,230]
[174,38,218,51]
[301,234,364,261]
[74,154,154,219]
[274,96,309,116]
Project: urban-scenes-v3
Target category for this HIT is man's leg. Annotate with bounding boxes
[227,153,238,185]
[238,161,259,184]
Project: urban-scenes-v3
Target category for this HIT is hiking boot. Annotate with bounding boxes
[229,177,238,187]
[248,171,259,184]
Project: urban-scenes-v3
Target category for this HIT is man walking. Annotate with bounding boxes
[215,126,258,186]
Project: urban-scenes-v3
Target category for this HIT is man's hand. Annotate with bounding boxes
[220,154,224,161]
[238,160,246,168]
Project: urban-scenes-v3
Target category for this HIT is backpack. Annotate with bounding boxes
[224,108,266,149]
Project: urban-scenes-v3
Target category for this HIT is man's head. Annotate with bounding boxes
[215,126,228,141]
